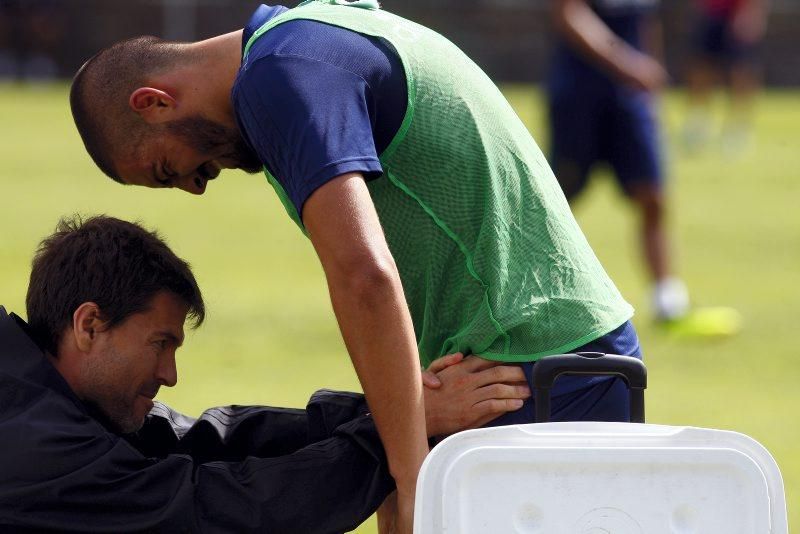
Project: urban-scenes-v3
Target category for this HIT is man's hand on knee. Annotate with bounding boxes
[422,353,530,438]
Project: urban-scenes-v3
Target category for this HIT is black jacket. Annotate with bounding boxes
[0,307,394,533]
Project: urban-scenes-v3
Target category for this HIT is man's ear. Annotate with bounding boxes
[129,87,178,124]
[72,302,107,353]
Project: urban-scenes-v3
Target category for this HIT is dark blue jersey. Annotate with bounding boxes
[546,0,664,192]
[588,0,657,47]
[231,4,407,216]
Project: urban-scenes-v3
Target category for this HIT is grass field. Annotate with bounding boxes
[0,83,797,531]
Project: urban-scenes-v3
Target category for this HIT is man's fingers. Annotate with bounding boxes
[469,398,526,429]
[461,355,526,379]
[459,354,506,372]
[426,352,464,374]
[473,363,527,388]
[423,352,465,388]
[421,370,442,389]
[473,383,531,402]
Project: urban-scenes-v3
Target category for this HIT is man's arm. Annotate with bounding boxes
[553,0,667,91]
[0,387,393,533]
[303,172,427,534]
[133,390,372,461]
[134,353,531,461]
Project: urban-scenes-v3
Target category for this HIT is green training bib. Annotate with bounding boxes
[244,0,633,367]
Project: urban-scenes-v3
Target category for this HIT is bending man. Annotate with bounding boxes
[71,2,642,529]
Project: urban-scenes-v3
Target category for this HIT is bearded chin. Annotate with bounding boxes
[233,142,263,174]
[166,115,263,174]
[83,396,142,434]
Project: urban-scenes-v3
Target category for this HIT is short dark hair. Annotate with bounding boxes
[69,36,179,181]
[26,215,205,355]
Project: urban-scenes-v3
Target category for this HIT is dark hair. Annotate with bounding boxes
[69,36,178,181]
[26,215,205,355]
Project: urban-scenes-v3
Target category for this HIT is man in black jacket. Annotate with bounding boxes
[0,215,529,533]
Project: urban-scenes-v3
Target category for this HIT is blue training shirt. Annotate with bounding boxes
[231,4,407,217]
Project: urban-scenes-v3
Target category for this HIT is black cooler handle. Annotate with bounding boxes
[532,352,647,423]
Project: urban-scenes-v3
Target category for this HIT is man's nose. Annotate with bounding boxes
[157,351,178,387]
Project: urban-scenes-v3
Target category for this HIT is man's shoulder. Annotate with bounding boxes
[245,18,338,60]
[0,372,116,481]
[242,17,387,74]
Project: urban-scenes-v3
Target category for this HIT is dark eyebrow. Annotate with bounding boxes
[154,331,184,347]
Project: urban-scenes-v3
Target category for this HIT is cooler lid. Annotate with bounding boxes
[414,422,787,534]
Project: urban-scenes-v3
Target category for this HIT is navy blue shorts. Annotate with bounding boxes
[483,320,642,426]
[548,85,663,199]
[692,13,757,66]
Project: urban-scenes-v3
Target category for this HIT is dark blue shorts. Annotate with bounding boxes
[692,13,757,66]
[548,84,663,199]
[483,320,642,426]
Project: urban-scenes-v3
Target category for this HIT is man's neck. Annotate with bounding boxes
[162,30,245,129]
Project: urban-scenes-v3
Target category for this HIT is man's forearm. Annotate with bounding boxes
[325,257,429,490]
[303,173,429,532]
[6,409,393,533]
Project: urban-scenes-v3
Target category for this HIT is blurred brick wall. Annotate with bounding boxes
[0,0,797,85]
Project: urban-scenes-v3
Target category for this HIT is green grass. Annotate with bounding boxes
[1,83,797,531]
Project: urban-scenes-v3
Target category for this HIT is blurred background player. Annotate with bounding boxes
[547,0,690,323]
[683,0,770,152]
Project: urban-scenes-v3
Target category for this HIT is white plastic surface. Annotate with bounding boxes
[414,422,788,534]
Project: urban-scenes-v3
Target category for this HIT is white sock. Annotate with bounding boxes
[653,277,689,320]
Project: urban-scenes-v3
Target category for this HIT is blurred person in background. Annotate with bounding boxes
[683,0,770,152]
[548,0,692,324]
[70,1,646,529]
[547,0,742,336]
[0,214,530,533]
[0,0,64,80]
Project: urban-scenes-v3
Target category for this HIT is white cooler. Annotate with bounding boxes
[414,354,788,533]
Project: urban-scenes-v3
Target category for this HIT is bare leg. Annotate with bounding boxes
[684,58,718,150]
[631,184,668,281]
[630,184,688,320]
[687,58,718,110]
[722,61,760,151]
[729,62,759,113]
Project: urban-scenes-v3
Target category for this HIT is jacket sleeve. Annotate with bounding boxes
[0,389,394,534]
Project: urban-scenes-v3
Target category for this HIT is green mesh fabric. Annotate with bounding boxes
[244,0,634,367]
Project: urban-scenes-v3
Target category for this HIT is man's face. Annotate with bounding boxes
[115,115,262,195]
[78,291,188,434]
